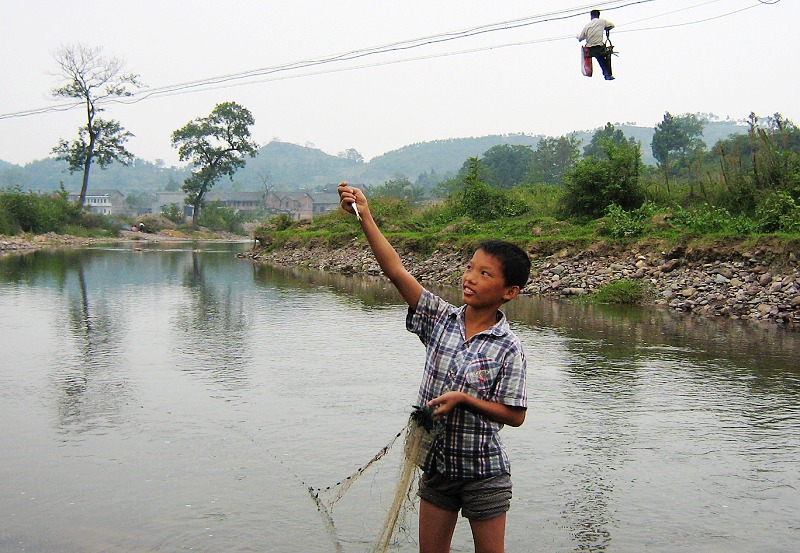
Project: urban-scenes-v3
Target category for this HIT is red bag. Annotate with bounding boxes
[581,46,593,77]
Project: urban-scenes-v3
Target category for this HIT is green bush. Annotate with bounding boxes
[271,212,296,231]
[672,204,734,234]
[0,186,83,235]
[600,202,658,239]
[161,203,186,225]
[755,191,800,233]
[460,181,528,222]
[592,279,646,304]
[197,201,247,233]
[562,141,644,220]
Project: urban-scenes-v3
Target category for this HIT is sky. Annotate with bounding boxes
[0,0,795,167]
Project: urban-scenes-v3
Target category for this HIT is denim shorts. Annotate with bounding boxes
[417,470,512,520]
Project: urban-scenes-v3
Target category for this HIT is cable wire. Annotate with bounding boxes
[0,0,780,121]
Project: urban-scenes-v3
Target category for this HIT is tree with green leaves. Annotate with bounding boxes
[529,135,581,185]
[171,102,258,226]
[583,122,638,159]
[479,144,534,188]
[651,112,706,192]
[456,157,527,221]
[51,44,141,207]
[370,177,425,205]
[562,138,644,220]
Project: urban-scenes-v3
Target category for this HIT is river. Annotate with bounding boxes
[1,241,798,552]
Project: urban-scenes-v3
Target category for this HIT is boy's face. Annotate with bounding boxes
[461,249,520,309]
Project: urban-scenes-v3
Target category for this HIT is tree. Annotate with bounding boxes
[370,177,425,205]
[529,135,581,185]
[651,112,706,192]
[171,102,258,225]
[337,148,364,163]
[478,144,535,189]
[51,44,141,207]
[583,122,637,159]
[456,157,527,221]
[562,139,644,220]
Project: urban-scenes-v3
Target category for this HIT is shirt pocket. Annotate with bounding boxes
[464,358,502,399]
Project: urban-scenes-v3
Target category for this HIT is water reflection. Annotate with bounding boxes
[2,248,799,553]
[253,263,799,374]
[58,261,129,433]
[173,251,252,393]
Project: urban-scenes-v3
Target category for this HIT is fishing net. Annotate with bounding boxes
[307,406,443,553]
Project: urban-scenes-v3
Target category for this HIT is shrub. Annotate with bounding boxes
[592,279,646,304]
[600,201,658,239]
[0,186,83,234]
[271,212,296,231]
[161,203,186,225]
[562,141,644,220]
[197,201,247,233]
[755,191,800,233]
[671,204,734,233]
[460,181,528,222]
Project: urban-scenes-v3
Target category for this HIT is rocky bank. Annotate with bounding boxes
[244,237,800,327]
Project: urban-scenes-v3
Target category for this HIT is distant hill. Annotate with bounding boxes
[361,133,544,182]
[1,120,747,194]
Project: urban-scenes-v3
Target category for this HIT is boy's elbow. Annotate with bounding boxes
[507,407,526,427]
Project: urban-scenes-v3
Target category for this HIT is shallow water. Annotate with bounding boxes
[1,243,798,552]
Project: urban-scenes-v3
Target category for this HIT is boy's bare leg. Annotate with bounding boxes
[419,498,458,553]
[469,513,506,553]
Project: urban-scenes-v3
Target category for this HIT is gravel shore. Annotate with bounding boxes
[0,231,248,254]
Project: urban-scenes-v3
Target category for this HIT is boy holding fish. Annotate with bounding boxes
[337,182,530,553]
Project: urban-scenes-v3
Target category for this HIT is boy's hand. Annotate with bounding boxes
[337,181,366,219]
[429,391,527,426]
[428,391,465,418]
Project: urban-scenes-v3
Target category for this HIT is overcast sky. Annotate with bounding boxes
[1,0,795,167]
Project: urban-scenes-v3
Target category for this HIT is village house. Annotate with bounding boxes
[68,189,126,216]
[264,191,340,220]
[138,189,341,220]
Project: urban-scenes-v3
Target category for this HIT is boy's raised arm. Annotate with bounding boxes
[338,182,423,308]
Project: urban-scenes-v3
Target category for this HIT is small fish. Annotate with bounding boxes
[351,202,362,221]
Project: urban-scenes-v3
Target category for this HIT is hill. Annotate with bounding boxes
[1,120,747,194]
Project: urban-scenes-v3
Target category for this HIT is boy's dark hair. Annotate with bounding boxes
[476,240,531,289]
[590,9,600,18]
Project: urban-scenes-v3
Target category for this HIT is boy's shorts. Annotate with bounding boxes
[417,470,512,520]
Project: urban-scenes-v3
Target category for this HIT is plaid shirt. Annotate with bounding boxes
[406,289,527,479]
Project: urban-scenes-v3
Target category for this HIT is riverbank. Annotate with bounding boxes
[244,236,800,327]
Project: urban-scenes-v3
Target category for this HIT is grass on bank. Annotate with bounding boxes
[591,279,649,305]
[253,187,800,256]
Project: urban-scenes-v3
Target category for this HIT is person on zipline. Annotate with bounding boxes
[578,9,615,80]
[338,182,530,553]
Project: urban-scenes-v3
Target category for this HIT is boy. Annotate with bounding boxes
[337,182,530,553]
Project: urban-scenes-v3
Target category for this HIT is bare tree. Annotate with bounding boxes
[51,44,141,207]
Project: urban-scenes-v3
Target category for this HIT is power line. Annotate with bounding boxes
[136,0,776,99]
[0,0,779,121]
[0,1,653,120]
[101,1,655,105]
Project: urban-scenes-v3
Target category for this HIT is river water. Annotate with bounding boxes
[1,242,798,553]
